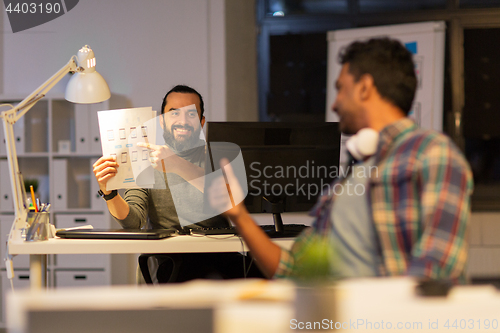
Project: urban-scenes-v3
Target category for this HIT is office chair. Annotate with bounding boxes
[138,253,265,284]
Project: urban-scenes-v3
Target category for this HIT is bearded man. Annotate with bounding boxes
[93,85,252,283]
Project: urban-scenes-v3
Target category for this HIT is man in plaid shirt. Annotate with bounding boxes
[209,37,473,283]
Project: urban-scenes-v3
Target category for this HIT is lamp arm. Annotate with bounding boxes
[13,57,78,122]
[0,56,78,239]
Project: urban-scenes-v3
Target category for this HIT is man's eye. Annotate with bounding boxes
[188,112,197,117]
[170,112,179,116]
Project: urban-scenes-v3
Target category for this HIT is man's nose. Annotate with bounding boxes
[177,111,189,124]
[331,100,338,113]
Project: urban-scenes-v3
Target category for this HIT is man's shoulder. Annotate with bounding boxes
[397,127,457,152]
[398,128,471,172]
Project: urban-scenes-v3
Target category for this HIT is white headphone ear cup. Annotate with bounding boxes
[346,134,363,160]
[346,128,379,161]
[356,128,379,157]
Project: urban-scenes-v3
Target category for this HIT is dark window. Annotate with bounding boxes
[463,28,500,205]
[460,0,500,8]
[359,0,447,12]
[267,33,327,122]
[266,0,348,16]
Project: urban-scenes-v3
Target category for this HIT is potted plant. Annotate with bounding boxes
[292,232,338,330]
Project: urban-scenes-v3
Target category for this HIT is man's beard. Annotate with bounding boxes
[163,124,202,152]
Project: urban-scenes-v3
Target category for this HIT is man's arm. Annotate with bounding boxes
[92,156,130,220]
[228,206,283,278]
[208,160,283,278]
[409,139,474,281]
[138,143,205,192]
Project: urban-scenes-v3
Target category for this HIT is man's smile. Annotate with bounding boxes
[172,125,194,138]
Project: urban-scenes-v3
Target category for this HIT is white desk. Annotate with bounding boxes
[8,277,500,333]
[8,235,295,289]
[6,279,296,333]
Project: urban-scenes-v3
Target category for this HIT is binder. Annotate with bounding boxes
[0,125,6,155]
[52,159,68,209]
[90,103,103,154]
[0,160,13,211]
[14,118,25,155]
[74,104,90,153]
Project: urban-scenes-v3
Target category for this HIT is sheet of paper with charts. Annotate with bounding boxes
[98,107,157,190]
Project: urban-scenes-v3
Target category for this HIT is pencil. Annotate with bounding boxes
[30,185,38,212]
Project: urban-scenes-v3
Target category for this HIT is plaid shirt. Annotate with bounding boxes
[275,118,473,283]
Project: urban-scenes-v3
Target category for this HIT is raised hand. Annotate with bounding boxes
[92,155,119,194]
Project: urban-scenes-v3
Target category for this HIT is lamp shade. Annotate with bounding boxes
[65,71,111,104]
[65,45,111,104]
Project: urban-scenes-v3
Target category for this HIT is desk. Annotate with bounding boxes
[6,279,296,333]
[7,277,500,333]
[8,235,295,289]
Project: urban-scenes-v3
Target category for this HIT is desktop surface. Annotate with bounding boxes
[9,234,296,255]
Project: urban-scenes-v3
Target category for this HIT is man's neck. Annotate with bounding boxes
[365,100,406,132]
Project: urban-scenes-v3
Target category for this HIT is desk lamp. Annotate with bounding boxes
[0,45,110,242]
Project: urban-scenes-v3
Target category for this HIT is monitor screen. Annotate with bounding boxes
[206,122,341,215]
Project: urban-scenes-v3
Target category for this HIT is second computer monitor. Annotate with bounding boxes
[206,122,341,214]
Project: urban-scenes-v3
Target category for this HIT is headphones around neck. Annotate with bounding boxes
[345,128,379,161]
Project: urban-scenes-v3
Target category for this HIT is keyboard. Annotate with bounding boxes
[189,224,309,238]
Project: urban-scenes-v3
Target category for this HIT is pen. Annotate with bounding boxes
[30,185,38,213]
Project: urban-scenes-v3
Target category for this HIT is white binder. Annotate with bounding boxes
[74,104,91,153]
[13,119,25,155]
[0,160,13,211]
[52,159,68,209]
[90,103,104,154]
[0,125,6,156]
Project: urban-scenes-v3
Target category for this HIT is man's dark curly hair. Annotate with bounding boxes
[160,85,204,118]
[338,37,417,115]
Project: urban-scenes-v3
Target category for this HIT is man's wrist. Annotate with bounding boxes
[100,189,112,195]
[228,205,249,225]
[98,189,118,201]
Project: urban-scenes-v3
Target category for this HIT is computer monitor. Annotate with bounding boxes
[206,122,340,236]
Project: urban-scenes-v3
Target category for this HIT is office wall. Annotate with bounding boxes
[225,0,258,121]
[1,0,259,122]
[0,6,3,94]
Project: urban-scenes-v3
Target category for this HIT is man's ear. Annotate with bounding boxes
[201,116,206,128]
[159,113,166,130]
[358,74,374,101]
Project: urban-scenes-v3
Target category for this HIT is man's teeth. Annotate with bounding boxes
[175,128,190,133]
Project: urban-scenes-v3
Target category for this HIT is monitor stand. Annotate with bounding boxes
[262,198,307,238]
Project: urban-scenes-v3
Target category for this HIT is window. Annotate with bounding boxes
[359,0,446,12]
[460,0,500,8]
[266,0,348,16]
[463,28,500,204]
[267,33,327,122]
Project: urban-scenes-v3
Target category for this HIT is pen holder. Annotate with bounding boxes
[25,212,51,241]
